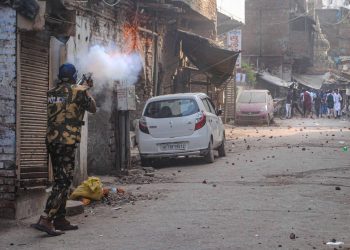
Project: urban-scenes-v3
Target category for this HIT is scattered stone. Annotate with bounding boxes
[278,245,282,247]
[172,173,176,176]
[241,176,244,179]
[178,170,181,173]
[269,136,273,139]
[136,186,141,190]
[302,148,306,151]
[290,233,296,240]
[335,187,341,191]
[250,160,253,162]
[212,184,217,187]
[142,167,155,173]
[231,163,235,166]
[66,200,84,216]
[271,156,275,158]
[202,180,207,184]
[247,145,251,150]
[144,172,155,177]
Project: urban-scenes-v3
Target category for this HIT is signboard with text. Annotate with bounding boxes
[227,29,242,68]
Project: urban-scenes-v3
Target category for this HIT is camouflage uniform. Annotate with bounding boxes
[45,82,95,219]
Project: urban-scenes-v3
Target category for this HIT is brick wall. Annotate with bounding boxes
[173,0,217,22]
[0,6,17,219]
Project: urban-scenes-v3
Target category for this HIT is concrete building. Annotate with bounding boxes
[316,7,350,61]
[243,0,315,82]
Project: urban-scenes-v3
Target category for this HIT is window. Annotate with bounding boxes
[238,92,267,103]
[202,98,214,114]
[144,98,199,118]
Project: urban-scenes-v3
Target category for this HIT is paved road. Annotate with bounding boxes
[1,118,350,250]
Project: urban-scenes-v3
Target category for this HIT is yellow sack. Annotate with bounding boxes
[70,176,103,201]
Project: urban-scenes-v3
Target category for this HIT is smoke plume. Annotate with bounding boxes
[73,45,143,111]
[77,45,143,90]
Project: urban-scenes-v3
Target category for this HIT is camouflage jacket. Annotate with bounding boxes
[47,82,95,145]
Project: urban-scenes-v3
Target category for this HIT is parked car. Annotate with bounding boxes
[235,89,274,125]
[137,93,226,166]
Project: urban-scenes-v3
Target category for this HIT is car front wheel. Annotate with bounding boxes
[218,136,226,157]
[140,157,152,167]
[204,140,215,163]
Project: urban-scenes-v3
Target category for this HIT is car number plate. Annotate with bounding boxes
[160,143,186,151]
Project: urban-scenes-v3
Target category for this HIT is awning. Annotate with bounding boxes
[177,30,240,86]
[257,71,292,88]
[292,74,327,90]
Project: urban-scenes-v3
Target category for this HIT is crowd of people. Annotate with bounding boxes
[285,87,343,119]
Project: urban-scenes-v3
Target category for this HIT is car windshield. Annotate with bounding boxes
[144,98,199,118]
[238,92,266,103]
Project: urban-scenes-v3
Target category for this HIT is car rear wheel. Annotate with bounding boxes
[140,157,152,167]
[204,140,215,163]
[218,136,226,157]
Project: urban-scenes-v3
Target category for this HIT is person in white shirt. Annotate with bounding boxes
[333,89,342,118]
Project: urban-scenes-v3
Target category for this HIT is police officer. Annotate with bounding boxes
[32,63,96,236]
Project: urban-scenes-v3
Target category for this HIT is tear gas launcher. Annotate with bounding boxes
[77,72,93,87]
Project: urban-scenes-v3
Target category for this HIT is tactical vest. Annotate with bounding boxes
[47,82,90,145]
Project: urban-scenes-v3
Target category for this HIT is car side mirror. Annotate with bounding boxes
[216,109,223,116]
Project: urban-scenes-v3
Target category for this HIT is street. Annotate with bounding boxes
[1,118,350,250]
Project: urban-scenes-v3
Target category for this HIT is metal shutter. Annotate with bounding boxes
[17,32,49,188]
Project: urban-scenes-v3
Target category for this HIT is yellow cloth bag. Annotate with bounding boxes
[70,176,103,201]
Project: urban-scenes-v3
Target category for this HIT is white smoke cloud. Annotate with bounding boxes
[77,45,143,88]
[73,45,143,111]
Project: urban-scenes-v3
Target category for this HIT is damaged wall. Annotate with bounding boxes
[65,11,124,175]
[0,6,17,219]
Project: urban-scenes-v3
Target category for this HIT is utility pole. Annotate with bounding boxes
[152,12,159,96]
[258,8,262,71]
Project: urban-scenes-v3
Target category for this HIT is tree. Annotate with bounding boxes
[241,63,257,86]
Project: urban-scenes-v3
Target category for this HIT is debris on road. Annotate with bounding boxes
[114,169,174,185]
[289,233,296,239]
[326,240,344,246]
[335,187,341,191]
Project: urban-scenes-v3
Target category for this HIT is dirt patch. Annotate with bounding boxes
[114,168,175,185]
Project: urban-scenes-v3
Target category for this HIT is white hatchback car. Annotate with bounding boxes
[137,93,226,166]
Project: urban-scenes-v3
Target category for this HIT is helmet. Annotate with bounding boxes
[58,63,78,82]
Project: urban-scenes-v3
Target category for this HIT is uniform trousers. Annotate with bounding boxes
[44,143,76,219]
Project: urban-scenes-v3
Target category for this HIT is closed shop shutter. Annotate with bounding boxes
[18,32,50,188]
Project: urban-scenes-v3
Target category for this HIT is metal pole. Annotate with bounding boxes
[125,111,130,170]
[233,70,237,120]
[120,111,126,171]
[152,13,159,96]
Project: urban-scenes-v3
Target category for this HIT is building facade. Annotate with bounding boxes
[243,0,315,80]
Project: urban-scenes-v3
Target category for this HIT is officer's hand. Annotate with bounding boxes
[86,78,93,88]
